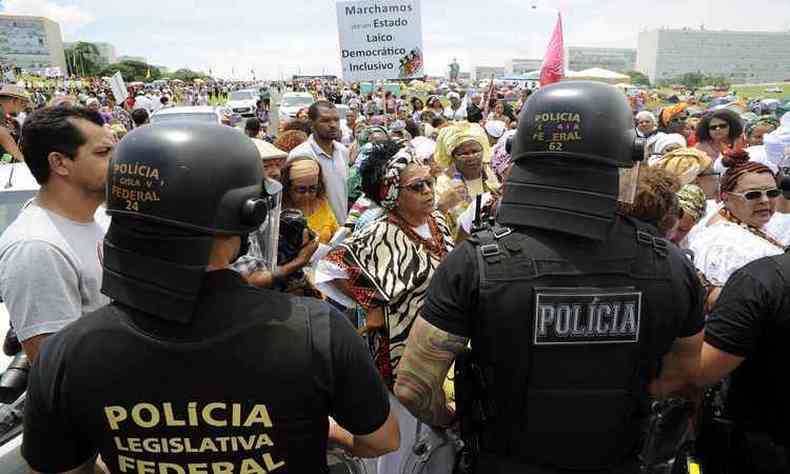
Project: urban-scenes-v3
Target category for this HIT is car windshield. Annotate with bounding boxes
[282,96,314,108]
[151,113,218,124]
[0,190,36,235]
[229,91,255,101]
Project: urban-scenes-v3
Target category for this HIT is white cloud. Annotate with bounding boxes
[4,0,95,39]
[3,0,790,79]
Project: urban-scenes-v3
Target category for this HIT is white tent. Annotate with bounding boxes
[566,68,630,80]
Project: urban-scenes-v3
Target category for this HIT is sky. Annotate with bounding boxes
[3,0,790,79]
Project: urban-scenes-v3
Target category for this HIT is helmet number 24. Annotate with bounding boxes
[125,200,140,211]
[548,142,563,151]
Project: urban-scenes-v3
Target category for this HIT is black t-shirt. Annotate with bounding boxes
[23,270,389,474]
[705,254,790,440]
[705,255,790,357]
[423,227,704,340]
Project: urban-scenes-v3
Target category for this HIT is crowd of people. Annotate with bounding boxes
[1,70,790,473]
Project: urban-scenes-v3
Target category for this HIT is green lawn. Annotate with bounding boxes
[656,83,790,102]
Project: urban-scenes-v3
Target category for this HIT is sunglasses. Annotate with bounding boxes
[728,188,781,201]
[709,123,730,131]
[401,178,434,193]
[293,185,320,195]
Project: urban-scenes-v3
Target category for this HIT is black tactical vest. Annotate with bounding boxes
[468,214,681,472]
[63,272,332,473]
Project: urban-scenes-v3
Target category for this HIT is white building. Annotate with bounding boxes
[0,14,66,73]
[474,66,505,81]
[568,47,636,73]
[637,28,790,84]
[506,58,542,76]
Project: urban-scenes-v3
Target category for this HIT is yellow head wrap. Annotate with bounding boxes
[651,147,712,186]
[434,122,491,168]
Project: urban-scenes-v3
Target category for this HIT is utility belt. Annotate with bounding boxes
[454,348,697,474]
[453,349,492,474]
[698,395,788,474]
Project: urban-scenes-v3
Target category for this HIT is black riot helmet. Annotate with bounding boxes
[102,122,280,323]
[510,80,644,167]
[498,81,645,240]
[106,122,274,234]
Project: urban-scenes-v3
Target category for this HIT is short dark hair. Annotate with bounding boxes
[282,119,312,135]
[696,109,744,143]
[20,106,104,184]
[360,139,403,205]
[307,100,335,122]
[132,108,149,126]
[431,116,447,128]
[405,119,420,138]
[245,118,261,134]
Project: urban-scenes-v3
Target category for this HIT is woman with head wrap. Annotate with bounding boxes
[315,142,455,473]
[746,116,780,147]
[658,103,691,138]
[346,125,390,215]
[687,148,784,309]
[282,155,339,245]
[455,129,516,243]
[669,184,707,245]
[647,133,687,164]
[651,146,717,197]
[618,166,681,238]
[434,122,500,233]
[426,95,444,118]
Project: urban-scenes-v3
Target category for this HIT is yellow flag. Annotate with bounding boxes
[146,68,151,79]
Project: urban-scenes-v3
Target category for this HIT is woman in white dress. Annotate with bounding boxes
[688,149,785,310]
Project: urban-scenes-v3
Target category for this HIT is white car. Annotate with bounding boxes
[150,106,231,125]
[226,89,259,118]
[765,87,783,94]
[278,92,315,122]
[0,164,39,473]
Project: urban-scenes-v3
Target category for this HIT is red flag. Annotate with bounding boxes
[539,13,565,87]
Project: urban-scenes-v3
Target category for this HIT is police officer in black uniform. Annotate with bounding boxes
[22,122,399,473]
[698,250,790,473]
[394,81,704,473]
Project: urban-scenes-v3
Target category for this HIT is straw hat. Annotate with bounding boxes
[0,84,30,102]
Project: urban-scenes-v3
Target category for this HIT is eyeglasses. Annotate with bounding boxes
[293,185,320,195]
[728,188,781,201]
[709,123,730,131]
[401,178,434,193]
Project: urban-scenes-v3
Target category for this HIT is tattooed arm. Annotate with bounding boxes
[394,316,469,427]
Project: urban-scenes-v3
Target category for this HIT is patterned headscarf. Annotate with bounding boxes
[651,147,712,186]
[720,148,775,193]
[746,116,780,137]
[357,125,389,148]
[660,103,688,128]
[434,122,490,168]
[380,147,423,210]
[676,184,707,222]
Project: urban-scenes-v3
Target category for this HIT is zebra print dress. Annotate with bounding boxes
[324,211,454,387]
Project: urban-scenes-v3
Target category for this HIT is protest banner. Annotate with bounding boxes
[336,0,423,81]
[110,71,129,103]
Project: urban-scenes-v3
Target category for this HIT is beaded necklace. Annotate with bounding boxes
[719,208,785,250]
